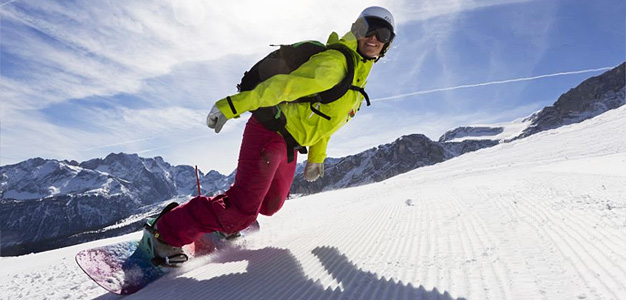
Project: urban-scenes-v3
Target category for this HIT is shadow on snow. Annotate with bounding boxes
[93,246,465,300]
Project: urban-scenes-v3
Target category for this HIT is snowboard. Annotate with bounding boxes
[75,221,260,295]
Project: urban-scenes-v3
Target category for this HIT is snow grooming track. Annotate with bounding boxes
[1,106,625,300]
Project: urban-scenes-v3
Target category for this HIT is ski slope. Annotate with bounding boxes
[1,106,625,300]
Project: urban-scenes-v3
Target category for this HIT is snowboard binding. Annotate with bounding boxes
[140,202,189,267]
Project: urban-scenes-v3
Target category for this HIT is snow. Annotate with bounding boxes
[1,106,625,300]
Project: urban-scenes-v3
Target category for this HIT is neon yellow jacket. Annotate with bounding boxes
[215,32,374,164]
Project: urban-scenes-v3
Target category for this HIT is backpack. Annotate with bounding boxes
[234,41,370,162]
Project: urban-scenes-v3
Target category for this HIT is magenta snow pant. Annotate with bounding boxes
[156,116,297,247]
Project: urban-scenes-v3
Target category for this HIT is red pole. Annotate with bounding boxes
[195,165,202,197]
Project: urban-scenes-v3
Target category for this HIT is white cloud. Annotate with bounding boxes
[387,0,542,23]
[0,0,613,174]
[1,0,534,115]
[1,0,386,167]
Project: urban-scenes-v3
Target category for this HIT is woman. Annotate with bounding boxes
[143,6,396,265]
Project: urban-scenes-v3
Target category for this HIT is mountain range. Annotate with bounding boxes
[1,62,624,256]
[292,63,625,194]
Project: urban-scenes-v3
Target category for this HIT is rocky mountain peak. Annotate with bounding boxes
[518,63,625,139]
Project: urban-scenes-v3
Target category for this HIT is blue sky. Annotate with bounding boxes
[1,0,624,174]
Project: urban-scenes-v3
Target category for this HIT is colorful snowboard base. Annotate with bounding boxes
[75,221,259,295]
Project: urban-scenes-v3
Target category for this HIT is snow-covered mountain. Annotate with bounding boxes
[438,62,625,148]
[519,62,625,139]
[290,134,446,195]
[292,62,625,192]
[1,101,624,300]
[437,118,530,158]
[0,154,234,256]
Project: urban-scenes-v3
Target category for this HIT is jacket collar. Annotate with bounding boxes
[327,31,377,63]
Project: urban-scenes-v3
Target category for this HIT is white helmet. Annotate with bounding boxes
[359,6,395,32]
[351,6,396,60]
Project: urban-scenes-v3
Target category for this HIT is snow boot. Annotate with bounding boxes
[140,202,189,267]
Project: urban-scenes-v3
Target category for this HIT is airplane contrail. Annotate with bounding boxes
[136,135,207,154]
[84,136,163,151]
[374,66,614,102]
[83,130,192,151]
[0,0,19,7]
[84,66,615,152]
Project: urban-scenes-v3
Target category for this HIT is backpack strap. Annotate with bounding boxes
[252,43,368,162]
[349,86,370,106]
[293,44,369,119]
[309,101,331,121]
[251,106,306,163]
[314,44,357,104]
[277,125,308,163]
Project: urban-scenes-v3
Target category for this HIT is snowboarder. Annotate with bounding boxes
[142,6,397,265]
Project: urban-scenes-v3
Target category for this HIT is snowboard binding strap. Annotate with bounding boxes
[151,254,189,267]
[143,202,179,240]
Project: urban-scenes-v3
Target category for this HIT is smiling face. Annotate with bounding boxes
[357,35,385,59]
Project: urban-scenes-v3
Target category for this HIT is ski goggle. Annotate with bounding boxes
[352,17,395,44]
[364,27,395,43]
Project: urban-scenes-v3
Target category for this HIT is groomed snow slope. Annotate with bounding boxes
[1,106,625,300]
